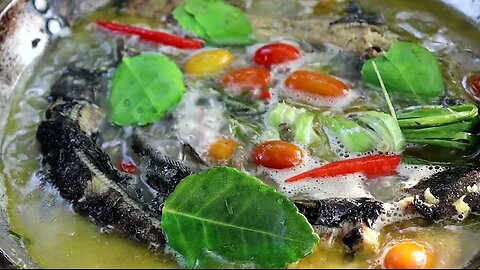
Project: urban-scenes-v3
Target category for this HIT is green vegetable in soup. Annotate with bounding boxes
[355,111,405,152]
[173,0,254,45]
[109,54,186,126]
[323,115,375,153]
[397,104,478,128]
[397,104,478,149]
[269,102,325,146]
[162,167,319,269]
[362,42,445,103]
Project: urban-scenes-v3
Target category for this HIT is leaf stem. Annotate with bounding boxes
[372,61,397,121]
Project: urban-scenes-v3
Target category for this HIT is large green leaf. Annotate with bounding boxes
[162,167,319,269]
[109,54,186,126]
[171,4,208,39]
[362,42,445,103]
[173,0,254,45]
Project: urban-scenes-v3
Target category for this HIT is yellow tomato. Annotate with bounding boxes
[208,138,238,162]
[185,49,234,75]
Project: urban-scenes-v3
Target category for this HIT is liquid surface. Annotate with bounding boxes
[1,0,480,268]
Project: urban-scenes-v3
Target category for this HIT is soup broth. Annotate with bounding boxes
[2,0,480,268]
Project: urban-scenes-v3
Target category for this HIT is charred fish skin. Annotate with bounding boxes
[132,130,193,202]
[50,67,101,103]
[37,68,166,247]
[295,198,384,228]
[295,198,384,254]
[406,166,480,221]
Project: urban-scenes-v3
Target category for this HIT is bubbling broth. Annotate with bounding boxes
[2,0,480,268]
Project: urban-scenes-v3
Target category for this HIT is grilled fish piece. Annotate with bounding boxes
[50,67,101,103]
[295,198,384,228]
[36,67,168,247]
[295,198,384,253]
[132,129,193,204]
[405,165,480,221]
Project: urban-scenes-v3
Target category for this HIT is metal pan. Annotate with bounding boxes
[0,0,479,268]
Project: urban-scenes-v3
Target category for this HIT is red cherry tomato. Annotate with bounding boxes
[253,141,304,169]
[253,43,301,68]
[119,160,137,174]
[383,242,436,269]
[285,70,349,97]
[222,68,271,91]
[469,74,480,95]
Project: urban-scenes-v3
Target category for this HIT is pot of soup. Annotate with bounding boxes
[1,0,480,268]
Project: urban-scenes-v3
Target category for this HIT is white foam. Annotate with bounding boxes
[259,154,372,200]
[398,164,447,189]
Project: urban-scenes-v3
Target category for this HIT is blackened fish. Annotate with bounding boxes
[37,67,169,247]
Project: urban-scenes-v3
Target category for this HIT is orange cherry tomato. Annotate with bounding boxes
[383,242,436,269]
[223,68,271,91]
[253,43,301,68]
[285,70,349,97]
[208,138,238,162]
[252,140,304,169]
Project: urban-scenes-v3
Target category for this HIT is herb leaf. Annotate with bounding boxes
[162,167,319,269]
[362,42,445,103]
[109,54,186,126]
[173,0,254,45]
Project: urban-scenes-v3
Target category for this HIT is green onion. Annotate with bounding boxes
[356,111,405,152]
[323,115,375,153]
[397,104,478,150]
[397,104,478,128]
[294,112,316,145]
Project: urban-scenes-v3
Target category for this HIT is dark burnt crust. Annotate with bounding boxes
[295,198,384,228]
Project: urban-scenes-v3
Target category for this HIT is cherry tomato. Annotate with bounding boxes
[383,242,435,269]
[208,138,238,162]
[253,43,301,68]
[118,160,137,174]
[185,49,234,75]
[223,68,271,90]
[253,140,304,169]
[469,74,480,95]
[285,70,349,97]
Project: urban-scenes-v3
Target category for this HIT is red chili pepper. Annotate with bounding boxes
[96,21,203,49]
[118,160,138,174]
[261,90,272,100]
[285,154,401,183]
[470,74,480,95]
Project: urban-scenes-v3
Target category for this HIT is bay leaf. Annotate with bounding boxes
[173,0,255,45]
[162,167,319,269]
[109,53,186,126]
[362,42,445,103]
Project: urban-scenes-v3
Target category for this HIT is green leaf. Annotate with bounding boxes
[109,54,186,126]
[173,0,255,45]
[171,4,208,38]
[162,167,319,269]
[362,42,445,103]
